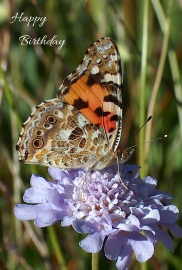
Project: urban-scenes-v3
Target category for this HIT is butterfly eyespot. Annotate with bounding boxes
[43,123,52,129]
[47,115,57,124]
[35,130,44,136]
[53,110,58,116]
[32,138,44,149]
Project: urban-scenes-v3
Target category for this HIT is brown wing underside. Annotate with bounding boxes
[16,99,114,170]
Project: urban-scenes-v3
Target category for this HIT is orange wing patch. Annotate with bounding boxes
[63,75,118,134]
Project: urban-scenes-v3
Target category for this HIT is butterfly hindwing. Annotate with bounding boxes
[16,99,112,169]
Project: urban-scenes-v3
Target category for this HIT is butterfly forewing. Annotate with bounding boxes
[58,37,123,152]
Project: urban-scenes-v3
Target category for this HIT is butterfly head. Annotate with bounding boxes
[120,148,134,164]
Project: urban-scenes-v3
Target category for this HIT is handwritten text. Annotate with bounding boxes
[10,12,47,27]
[19,35,66,50]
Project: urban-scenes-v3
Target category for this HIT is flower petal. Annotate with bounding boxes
[151,224,174,251]
[116,243,132,270]
[30,174,52,188]
[72,220,99,234]
[159,205,179,223]
[14,204,39,220]
[117,223,139,232]
[62,216,76,227]
[104,234,122,260]
[142,208,160,223]
[79,233,105,253]
[143,176,157,194]
[35,208,64,227]
[129,233,154,262]
[48,168,70,181]
[23,187,51,204]
[14,203,68,227]
[164,223,182,238]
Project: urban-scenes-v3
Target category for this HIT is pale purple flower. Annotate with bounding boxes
[14,165,182,270]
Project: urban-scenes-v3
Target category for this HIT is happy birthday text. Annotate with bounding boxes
[10,12,66,50]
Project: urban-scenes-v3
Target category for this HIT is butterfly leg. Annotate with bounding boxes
[81,170,89,187]
[116,155,128,190]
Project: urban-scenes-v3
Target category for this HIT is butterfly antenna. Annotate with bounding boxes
[125,135,168,152]
[122,116,152,151]
[134,116,152,137]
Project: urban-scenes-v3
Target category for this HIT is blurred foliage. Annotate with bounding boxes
[0,0,182,269]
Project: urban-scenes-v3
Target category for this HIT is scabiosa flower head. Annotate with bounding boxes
[14,164,182,270]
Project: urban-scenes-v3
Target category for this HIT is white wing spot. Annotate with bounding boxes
[96,59,102,64]
[54,110,64,118]
[91,65,100,75]
[103,73,120,84]
[110,54,117,62]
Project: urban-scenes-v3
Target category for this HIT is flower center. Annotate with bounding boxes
[71,171,138,221]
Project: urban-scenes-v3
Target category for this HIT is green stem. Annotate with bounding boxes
[139,0,149,177]
[145,0,173,169]
[152,0,182,140]
[151,0,165,31]
[92,253,99,270]
[168,51,182,140]
[48,226,67,270]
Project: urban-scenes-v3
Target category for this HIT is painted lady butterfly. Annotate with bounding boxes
[16,37,133,170]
